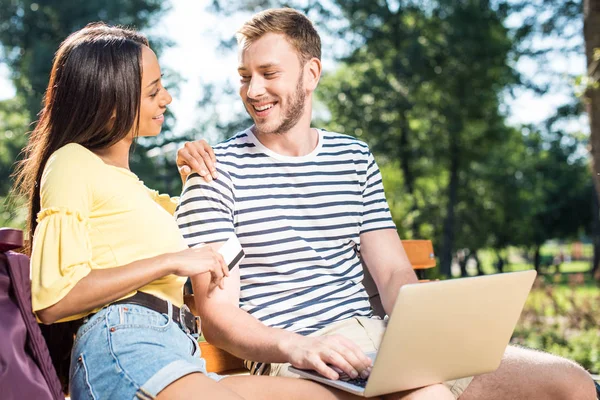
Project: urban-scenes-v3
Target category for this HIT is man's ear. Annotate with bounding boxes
[305,57,322,92]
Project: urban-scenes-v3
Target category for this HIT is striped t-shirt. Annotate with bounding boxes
[175,128,396,335]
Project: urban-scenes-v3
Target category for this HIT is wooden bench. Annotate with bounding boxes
[188,240,437,374]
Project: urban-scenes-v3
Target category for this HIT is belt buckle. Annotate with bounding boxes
[179,304,202,339]
[193,316,202,339]
[179,304,192,335]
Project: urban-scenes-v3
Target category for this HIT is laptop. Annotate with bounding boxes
[289,270,537,397]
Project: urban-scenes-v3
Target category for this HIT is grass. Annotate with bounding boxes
[511,280,600,374]
[475,243,594,275]
[451,243,600,375]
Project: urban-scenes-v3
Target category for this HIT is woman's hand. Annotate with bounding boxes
[167,246,229,291]
[176,139,218,184]
[36,246,228,324]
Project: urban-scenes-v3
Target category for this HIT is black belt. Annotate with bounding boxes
[113,292,200,337]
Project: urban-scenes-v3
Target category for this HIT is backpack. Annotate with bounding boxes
[0,228,64,400]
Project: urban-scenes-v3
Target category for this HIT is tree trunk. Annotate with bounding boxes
[399,112,414,196]
[399,109,419,234]
[593,242,600,279]
[392,12,418,237]
[440,127,460,277]
[591,184,600,278]
[458,250,469,277]
[533,246,541,272]
[495,250,505,273]
[584,0,600,197]
[473,250,483,276]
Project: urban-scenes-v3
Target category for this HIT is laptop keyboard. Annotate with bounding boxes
[321,353,376,389]
[343,377,368,388]
[335,369,369,388]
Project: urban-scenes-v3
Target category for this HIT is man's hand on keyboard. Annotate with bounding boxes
[283,334,372,381]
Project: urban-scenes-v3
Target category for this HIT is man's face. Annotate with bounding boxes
[238,33,307,135]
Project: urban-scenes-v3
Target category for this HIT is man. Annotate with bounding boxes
[175,8,597,400]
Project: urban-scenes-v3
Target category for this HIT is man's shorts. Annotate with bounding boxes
[267,317,473,399]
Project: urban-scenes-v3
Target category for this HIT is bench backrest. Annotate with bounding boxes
[363,240,435,317]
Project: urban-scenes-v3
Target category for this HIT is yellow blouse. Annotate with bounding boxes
[31,143,188,322]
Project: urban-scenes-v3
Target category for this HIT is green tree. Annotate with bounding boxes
[584,0,600,279]
[521,127,593,271]
[313,1,517,276]
[0,0,168,117]
[208,0,593,279]
[584,0,599,185]
[0,0,185,225]
[208,0,524,276]
[0,97,28,227]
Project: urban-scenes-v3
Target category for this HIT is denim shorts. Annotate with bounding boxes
[69,303,223,399]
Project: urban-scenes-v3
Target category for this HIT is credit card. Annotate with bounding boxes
[218,234,245,270]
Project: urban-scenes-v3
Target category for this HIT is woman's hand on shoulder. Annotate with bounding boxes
[176,139,218,183]
[166,246,229,291]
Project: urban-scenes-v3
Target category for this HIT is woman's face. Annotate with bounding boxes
[137,46,172,137]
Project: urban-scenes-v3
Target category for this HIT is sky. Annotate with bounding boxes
[150,2,247,137]
[0,1,588,140]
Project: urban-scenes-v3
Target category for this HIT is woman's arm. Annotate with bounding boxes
[37,246,228,324]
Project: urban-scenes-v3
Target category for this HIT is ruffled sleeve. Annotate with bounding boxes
[147,188,179,216]
[30,144,96,313]
[31,208,95,312]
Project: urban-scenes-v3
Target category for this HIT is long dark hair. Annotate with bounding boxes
[13,22,148,247]
[12,22,149,394]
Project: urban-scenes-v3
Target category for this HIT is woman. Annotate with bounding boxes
[13,23,369,400]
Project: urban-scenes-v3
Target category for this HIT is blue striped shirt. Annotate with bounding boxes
[175,128,396,335]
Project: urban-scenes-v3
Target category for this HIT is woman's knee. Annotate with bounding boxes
[157,373,243,400]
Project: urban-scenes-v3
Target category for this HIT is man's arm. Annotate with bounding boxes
[358,148,418,315]
[175,159,372,380]
[192,263,292,362]
[192,262,373,380]
[359,229,419,315]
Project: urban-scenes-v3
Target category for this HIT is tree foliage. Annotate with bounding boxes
[0,0,594,279]
[208,0,594,277]
[0,96,28,227]
[0,0,168,116]
[0,0,184,226]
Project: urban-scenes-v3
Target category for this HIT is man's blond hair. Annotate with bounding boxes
[237,8,321,63]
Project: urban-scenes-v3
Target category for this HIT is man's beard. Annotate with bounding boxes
[250,73,305,135]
